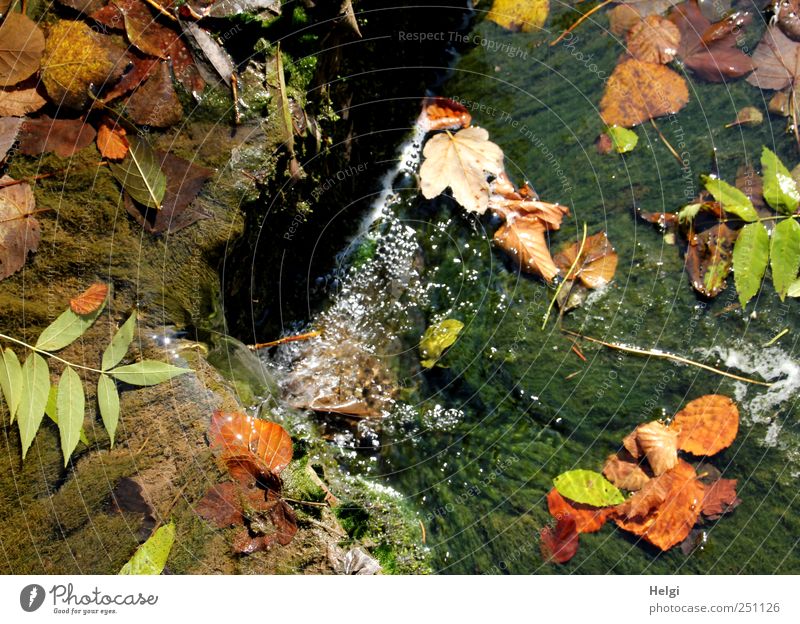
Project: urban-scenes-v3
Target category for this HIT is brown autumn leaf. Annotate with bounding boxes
[684,222,737,297]
[103,55,160,103]
[670,0,754,82]
[777,0,800,42]
[622,421,678,476]
[613,459,704,550]
[0,13,46,87]
[747,24,800,91]
[0,175,40,281]
[56,0,108,14]
[627,15,680,64]
[0,117,22,162]
[124,150,213,234]
[669,394,739,456]
[539,513,579,564]
[70,283,109,314]
[609,4,643,37]
[547,488,611,534]
[553,230,618,289]
[96,119,129,160]
[123,62,183,128]
[494,215,560,282]
[600,58,689,127]
[701,478,741,520]
[196,482,244,527]
[603,450,652,491]
[0,78,47,117]
[17,116,97,158]
[208,410,293,477]
[489,198,569,229]
[421,96,472,131]
[419,126,506,214]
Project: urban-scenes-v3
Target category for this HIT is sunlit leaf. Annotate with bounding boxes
[701,478,741,520]
[732,221,769,309]
[553,230,618,289]
[761,147,800,215]
[622,421,678,476]
[17,353,50,459]
[420,96,472,132]
[627,14,680,64]
[677,202,702,223]
[770,216,800,299]
[45,385,89,446]
[109,133,167,210]
[57,366,85,466]
[419,318,464,368]
[107,360,190,386]
[605,125,638,154]
[119,521,175,575]
[208,410,293,477]
[70,283,108,315]
[669,394,739,456]
[102,311,137,371]
[486,0,549,32]
[701,175,758,221]
[97,373,120,447]
[553,469,624,507]
[494,215,561,282]
[35,302,106,352]
[547,488,611,534]
[603,451,651,491]
[0,347,22,423]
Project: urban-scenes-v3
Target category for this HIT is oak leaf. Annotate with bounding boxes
[701,478,741,520]
[669,394,739,456]
[208,410,293,477]
[493,215,559,281]
[553,230,618,289]
[600,58,688,127]
[419,126,505,214]
[603,450,652,491]
[539,513,579,564]
[18,116,97,158]
[421,96,472,132]
[547,488,611,534]
[70,283,109,315]
[627,15,680,64]
[0,13,45,87]
[622,421,678,476]
[0,176,40,281]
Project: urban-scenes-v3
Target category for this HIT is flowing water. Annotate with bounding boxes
[269,4,800,573]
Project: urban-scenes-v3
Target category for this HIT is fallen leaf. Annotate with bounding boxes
[180,20,235,88]
[486,0,549,32]
[777,0,800,42]
[488,198,569,229]
[747,24,800,91]
[421,96,472,131]
[0,176,40,281]
[701,478,741,520]
[670,1,754,82]
[70,283,109,315]
[208,410,293,477]
[609,4,644,36]
[124,150,213,234]
[109,133,167,209]
[0,13,45,87]
[547,488,611,534]
[18,116,97,158]
[196,482,244,527]
[494,215,560,281]
[539,514,579,564]
[600,58,689,127]
[669,394,739,456]
[188,0,281,20]
[419,318,463,368]
[622,421,678,476]
[725,106,763,128]
[627,15,680,64]
[419,126,505,214]
[231,492,298,553]
[554,469,625,507]
[613,459,704,550]
[553,230,618,289]
[124,61,183,128]
[119,521,175,575]
[96,119,129,160]
[604,125,639,154]
[0,78,47,116]
[684,222,737,297]
[56,0,108,14]
[603,450,652,491]
[0,117,23,162]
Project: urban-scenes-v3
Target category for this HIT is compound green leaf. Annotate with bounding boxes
[119,521,175,575]
[762,146,800,215]
[701,175,758,222]
[770,217,800,300]
[35,302,105,352]
[733,221,770,309]
[57,366,85,466]
[97,374,120,447]
[102,311,137,371]
[0,348,22,423]
[17,352,50,459]
[108,360,190,386]
[45,385,88,446]
[553,469,624,507]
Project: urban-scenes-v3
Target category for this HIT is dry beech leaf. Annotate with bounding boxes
[96,120,129,161]
[627,15,680,64]
[494,215,559,282]
[489,198,568,229]
[539,514,579,564]
[18,116,97,158]
[0,13,46,87]
[547,488,611,534]
[603,451,652,491]
[419,126,505,214]
[613,459,704,551]
[701,478,741,520]
[0,175,40,281]
[622,421,678,476]
[0,78,47,117]
[70,283,109,315]
[421,96,472,131]
[600,58,689,128]
[747,24,800,91]
[553,230,618,289]
[208,410,293,477]
[669,394,739,456]
[609,4,644,37]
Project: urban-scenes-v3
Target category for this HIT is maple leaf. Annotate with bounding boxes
[0,176,40,281]
[539,514,579,564]
[419,127,505,214]
[547,488,611,534]
[669,394,739,456]
[701,478,741,520]
[622,420,678,476]
[494,215,560,282]
[18,116,97,158]
[627,14,681,64]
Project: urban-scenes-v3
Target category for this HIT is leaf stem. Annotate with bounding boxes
[649,119,684,166]
[550,0,613,46]
[542,223,587,329]
[0,332,104,374]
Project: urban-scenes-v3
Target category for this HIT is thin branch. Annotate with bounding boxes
[0,332,105,374]
[650,119,684,166]
[249,330,321,350]
[561,328,773,387]
[551,0,613,46]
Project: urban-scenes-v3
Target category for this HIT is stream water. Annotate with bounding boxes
[270,3,800,573]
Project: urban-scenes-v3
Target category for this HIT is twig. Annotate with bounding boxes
[141,0,178,21]
[249,330,321,350]
[571,343,587,362]
[283,496,328,508]
[418,519,426,544]
[305,516,347,538]
[763,328,789,347]
[542,223,587,329]
[550,0,613,46]
[561,328,773,387]
[649,119,683,166]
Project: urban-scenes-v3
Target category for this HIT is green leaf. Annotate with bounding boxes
[605,125,638,154]
[787,277,800,297]
[770,216,800,299]
[108,360,191,386]
[419,318,464,368]
[733,221,770,309]
[97,374,120,447]
[102,311,137,371]
[109,133,167,209]
[45,386,89,446]
[701,175,758,222]
[57,366,85,466]
[553,469,624,507]
[677,203,702,224]
[119,521,175,575]
[761,146,800,215]
[0,348,22,423]
[35,302,106,352]
[17,353,50,459]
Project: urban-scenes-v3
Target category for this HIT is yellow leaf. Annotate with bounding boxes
[486,0,549,32]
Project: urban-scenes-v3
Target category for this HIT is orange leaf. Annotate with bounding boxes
[494,215,560,282]
[553,230,618,289]
[600,58,689,127]
[701,478,741,520]
[96,120,129,160]
[547,488,611,534]
[421,96,472,131]
[613,459,704,551]
[69,283,108,314]
[539,514,579,564]
[603,451,652,491]
[627,15,681,64]
[669,394,739,456]
[621,421,678,476]
[208,410,293,477]
[489,198,569,229]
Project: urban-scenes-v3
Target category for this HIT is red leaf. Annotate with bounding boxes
[69,283,108,314]
[421,96,472,131]
[540,514,579,564]
[18,116,96,158]
[701,478,741,520]
[196,482,244,527]
[547,488,611,534]
[208,410,293,477]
